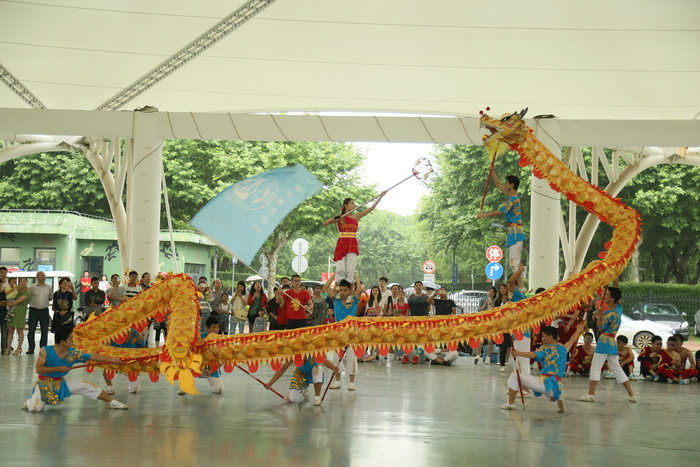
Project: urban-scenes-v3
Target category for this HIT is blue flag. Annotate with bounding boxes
[190,164,322,265]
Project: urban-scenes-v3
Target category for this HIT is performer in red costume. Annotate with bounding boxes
[323,192,385,284]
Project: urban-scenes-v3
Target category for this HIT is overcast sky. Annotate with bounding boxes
[355,142,434,216]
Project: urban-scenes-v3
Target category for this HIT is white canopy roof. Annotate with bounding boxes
[2,0,699,121]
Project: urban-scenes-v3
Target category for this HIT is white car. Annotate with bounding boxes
[617,314,674,348]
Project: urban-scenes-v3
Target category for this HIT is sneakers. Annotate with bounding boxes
[629,374,639,381]
[347,382,355,391]
[500,366,505,373]
[128,386,140,394]
[557,399,565,413]
[500,403,516,411]
[313,396,321,406]
[401,355,409,364]
[411,356,419,364]
[20,401,27,410]
[576,394,595,403]
[644,375,654,381]
[689,377,698,383]
[105,385,115,395]
[484,358,491,365]
[629,396,637,403]
[604,372,615,379]
[653,375,660,382]
[109,400,129,410]
[474,357,479,365]
[666,378,674,384]
[679,379,689,385]
[564,371,572,377]
[329,381,341,390]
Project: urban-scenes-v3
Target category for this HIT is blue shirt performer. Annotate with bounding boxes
[501,325,583,413]
[477,173,526,291]
[103,328,147,395]
[265,356,339,406]
[577,282,636,404]
[22,326,129,412]
[323,272,365,391]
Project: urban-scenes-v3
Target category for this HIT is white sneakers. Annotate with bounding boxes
[500,367,505,373]
[109,400,129,410]
[576,394,595,402]
[329,381,341,390]
[347,382,355,391]
[105,385,115,395]
[500,403,516,410]
[484,359,491,365]
[313,396,321,406]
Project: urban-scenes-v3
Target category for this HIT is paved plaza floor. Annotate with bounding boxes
[0,345,698,467]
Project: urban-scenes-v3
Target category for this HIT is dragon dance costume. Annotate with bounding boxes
[286,359,323,403]
[507,342,566,401]
[589,304,628,384]
[25,346,102,412]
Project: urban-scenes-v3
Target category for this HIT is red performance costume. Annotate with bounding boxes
[637,346,658,376]
[558,309,582,346]
[656,349,698,381]
[333,216,359,261]
[570,345,594,375]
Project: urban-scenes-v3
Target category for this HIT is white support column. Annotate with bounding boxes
[126,110,163,277]
[528,118,562,290]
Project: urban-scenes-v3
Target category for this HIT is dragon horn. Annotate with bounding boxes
[519,108,529,118]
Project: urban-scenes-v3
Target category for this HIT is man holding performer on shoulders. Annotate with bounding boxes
[323,272,365,391]
[22,326,129,412]
[501,324,583,413]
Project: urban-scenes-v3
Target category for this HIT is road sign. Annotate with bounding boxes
[486,245,503,263]
[485,262,503,280]
[291,256,308,274]
[321,272,329,283]
[422,260,436,274]
[232,256,238,264]
[259,265,269,277]
[452,263,458,287]
[259,254,268,266]
[292,238,309,256]
[423,274,435,282]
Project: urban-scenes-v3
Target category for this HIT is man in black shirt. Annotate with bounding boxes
[84,277,106,319]
[429,287,457,315]
[407,281,430,317]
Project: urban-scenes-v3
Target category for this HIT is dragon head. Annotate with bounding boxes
[479,108,529,158]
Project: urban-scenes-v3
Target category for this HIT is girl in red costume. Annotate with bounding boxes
[323,193,385,284]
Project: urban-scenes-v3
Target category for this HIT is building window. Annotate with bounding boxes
[0,247,21,268]
[35,248,57,272]
[185,263,205,275]
[82,256,104,278]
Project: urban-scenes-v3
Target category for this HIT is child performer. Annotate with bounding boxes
[265,357,339,406]
[502,324,583,413]
[103,328,147,395]
[22,326,129,412]
[323,192,385,284]
[178,316,224,395]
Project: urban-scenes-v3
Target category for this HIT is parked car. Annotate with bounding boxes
[617,314,674,348]
[449,290,488,314]
[629,302,690,339]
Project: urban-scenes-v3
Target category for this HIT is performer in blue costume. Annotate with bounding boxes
[22,326,129,412]
[104,327,147,395]
[323,272,365,391]
[501,325,583,413]
[265,357,339,406]
[477,173,526,290]
[179,316,225,395]
[577,281,636,403]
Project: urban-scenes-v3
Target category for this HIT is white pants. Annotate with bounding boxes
[335,253,358,283]
[426,351,459,365]
[509,241,523,272]
[513,335,531,375]
[207,375,224,394]
[107,374,141,393]
[286,366,323,403]
[508,372,555,399]
[589,353,628,384]
[26,380,102,412]
[329,349,357,376]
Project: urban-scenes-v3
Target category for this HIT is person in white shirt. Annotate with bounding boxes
[27,271,53,354]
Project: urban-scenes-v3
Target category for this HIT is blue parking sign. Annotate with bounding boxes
[485,262,503,280]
